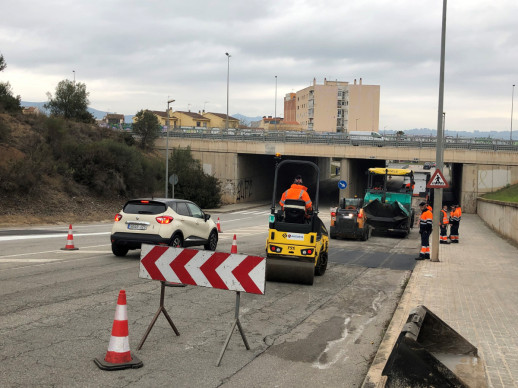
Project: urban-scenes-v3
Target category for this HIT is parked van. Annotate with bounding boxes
[348,131,385,146]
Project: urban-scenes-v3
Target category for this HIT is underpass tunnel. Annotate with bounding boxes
[338,158,386,202]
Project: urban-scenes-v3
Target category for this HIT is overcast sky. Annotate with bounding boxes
[1,0,517,132]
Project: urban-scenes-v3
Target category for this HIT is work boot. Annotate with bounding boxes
[415,256,425,260]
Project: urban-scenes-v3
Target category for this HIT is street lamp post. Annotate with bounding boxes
[274,76,278,131]
[165,98,175,198]
[431,0,447,262]
[511,84,515,142]
[225,53,231,130]
[73,70,75,83]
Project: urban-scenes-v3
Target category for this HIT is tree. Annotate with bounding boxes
[0,53,22,113]
[44,79,95,123]
[132,110,161,149]
[169,146,221,208]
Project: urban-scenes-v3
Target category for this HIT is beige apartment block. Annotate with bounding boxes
[294,78,380,133]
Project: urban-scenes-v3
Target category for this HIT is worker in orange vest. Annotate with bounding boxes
[279,175,313,213]
[440,204,450,244]
[416,202,433,260]
[449,204,462,243]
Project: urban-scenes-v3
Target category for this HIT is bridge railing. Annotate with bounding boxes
[162,128,518,151]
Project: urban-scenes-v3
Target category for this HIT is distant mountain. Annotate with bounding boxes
[232,114,263,125]
[21,101,134,123]
[389,128,513,140]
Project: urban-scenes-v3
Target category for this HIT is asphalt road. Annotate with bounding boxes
[0,206,418,387]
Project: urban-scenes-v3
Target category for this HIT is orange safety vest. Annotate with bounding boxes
[419,209,433,232]
[279,184,313,211]
[440,209,449,225]
[452,207,462,222]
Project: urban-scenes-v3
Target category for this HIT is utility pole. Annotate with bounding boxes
[165,98,175,198]
[274,76,278,131]
[225,52,231,130]
[431,0,447,262]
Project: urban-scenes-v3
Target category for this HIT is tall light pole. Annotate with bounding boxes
[511,84,515,142]
[165,98,175,198]
[431,0,447,263]
[73,70,75,83]
[225,52,231,130]
[274,75,278,131]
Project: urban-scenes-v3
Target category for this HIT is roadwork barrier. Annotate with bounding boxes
[138,243,265,366]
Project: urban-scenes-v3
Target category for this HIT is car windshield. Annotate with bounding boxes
[123,201,166,215]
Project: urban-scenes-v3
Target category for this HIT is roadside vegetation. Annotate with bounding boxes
[0,53,221,224]
[482,183,518,203]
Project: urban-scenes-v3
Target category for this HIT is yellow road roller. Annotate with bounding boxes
[265,159,329,285]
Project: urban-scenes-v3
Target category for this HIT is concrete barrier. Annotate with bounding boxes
[477,197,518,245]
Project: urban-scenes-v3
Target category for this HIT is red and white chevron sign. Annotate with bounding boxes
[139,244,265,295]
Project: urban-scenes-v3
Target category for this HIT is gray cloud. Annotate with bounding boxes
[1,0,517,131]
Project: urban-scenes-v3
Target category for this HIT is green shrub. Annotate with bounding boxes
[169,147,221,208]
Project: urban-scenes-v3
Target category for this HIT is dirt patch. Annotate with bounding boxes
[0,187,125,227]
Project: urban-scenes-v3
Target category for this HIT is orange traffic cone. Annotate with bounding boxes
[217,217,222,233]
[61,224,78,250]
[231,234,238,254]
[94,290,143,370]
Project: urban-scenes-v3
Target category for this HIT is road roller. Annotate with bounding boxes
[265,159,329,285]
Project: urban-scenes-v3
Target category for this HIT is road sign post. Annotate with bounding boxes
[169,174,178,199]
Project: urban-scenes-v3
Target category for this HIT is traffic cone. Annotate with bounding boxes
[231,234,238,254]
[61,224,78,250]
[94,290,143,370]
[217,217,222,233]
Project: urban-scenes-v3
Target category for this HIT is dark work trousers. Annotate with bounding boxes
[419,231,431,258]
[450,221,460,242]
[440,224,448,242]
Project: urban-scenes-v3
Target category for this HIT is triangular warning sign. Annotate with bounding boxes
[427,169,449,188]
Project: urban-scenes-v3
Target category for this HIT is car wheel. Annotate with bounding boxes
[112,243,129,257]
[170,233,183,248]
[204,230,218,251]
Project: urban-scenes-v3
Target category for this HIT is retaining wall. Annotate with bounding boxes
[477,197,518,245]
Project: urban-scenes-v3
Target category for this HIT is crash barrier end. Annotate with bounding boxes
[382,305,487,387]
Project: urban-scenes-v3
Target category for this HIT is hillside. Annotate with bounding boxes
[0,113,150,227]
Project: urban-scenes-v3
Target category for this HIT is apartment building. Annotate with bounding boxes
[295,78,380,133]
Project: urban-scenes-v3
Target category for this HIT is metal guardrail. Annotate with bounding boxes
[163,128,518,152]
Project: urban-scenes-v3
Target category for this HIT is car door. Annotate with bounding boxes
[186,202,211,239]
[174,202,196,239]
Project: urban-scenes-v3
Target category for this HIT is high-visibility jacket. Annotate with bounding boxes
[440,209,449,225]
[419,209,433,233]
[279,184,312,211]
[451,207,462,222]
[426,205,432,212]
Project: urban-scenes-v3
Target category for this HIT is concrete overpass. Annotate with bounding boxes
[156,131,518,213]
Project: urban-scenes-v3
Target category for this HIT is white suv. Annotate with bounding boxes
[110,198,218,256]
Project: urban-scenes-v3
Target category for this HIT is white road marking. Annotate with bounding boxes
[0,232,110,242]
[0,258,62,263]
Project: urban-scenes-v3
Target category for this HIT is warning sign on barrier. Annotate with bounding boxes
[139,244,266,295]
